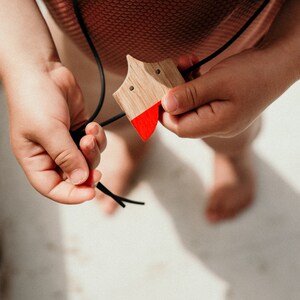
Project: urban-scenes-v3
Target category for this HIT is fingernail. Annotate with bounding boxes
[70,169,86,185]
[92,124,100,135]
[162,94,178,113]
[88,137,95,150]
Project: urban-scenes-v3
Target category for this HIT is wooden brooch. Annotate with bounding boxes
[113,55,185,141]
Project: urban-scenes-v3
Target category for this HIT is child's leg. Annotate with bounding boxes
[203,118,261,223]
[45,13,149,214]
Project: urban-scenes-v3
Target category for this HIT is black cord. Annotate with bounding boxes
[72,0,270,138]
[71,0,270,207]
[71,0,143,207]
[181,0,270,77]
[72,0,107,134]
[100,112,126,127]
[72,0,126,141]
[96,182,145,207]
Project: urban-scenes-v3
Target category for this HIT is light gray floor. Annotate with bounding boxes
[0,80,299,300]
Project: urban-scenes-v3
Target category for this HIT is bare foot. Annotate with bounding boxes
[95,128,149,215]
[206,150,255,223]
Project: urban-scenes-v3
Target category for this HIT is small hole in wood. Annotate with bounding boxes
[155,69,161,74]
[129,86,134,91]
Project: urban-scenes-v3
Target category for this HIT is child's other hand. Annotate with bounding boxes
[5,64,106,204]
[161,48,296,138]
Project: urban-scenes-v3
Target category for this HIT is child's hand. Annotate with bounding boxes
[161,47,298,139]
[5,64,106,204]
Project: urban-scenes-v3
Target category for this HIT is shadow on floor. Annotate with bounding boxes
[144,136,300,300]
[139,136,207,223]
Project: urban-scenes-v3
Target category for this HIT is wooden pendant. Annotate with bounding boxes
[113,55,185,141]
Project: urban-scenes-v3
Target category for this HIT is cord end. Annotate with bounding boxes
[96,182,145,207]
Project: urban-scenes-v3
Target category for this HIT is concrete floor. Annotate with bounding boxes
[0,80,299,300]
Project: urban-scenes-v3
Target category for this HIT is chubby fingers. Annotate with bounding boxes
[161,72,221,116]
[160,70,232,138]
[26,122,106,204]
[22,143,97,204]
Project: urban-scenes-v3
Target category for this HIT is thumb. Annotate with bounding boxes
[162,73,220,115]
[40,124,89,185]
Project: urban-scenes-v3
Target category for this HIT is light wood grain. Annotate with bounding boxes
[113,55,185,121]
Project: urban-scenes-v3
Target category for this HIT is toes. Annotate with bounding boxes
[205,187,228,222]
[205,186,253,223]
[206,204,239,223]
[206,151,255,223]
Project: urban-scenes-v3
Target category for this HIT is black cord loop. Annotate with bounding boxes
[71,0,270,208]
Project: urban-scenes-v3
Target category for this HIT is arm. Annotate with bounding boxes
[160,0,300,138]
[0,0,105,203]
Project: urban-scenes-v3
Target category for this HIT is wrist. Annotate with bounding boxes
[1,50,60,79]
[1,53,61,90]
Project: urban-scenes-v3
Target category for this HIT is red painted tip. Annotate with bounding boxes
[131,101,161,141]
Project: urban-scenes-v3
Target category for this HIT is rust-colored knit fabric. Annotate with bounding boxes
[44,0,284,74]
